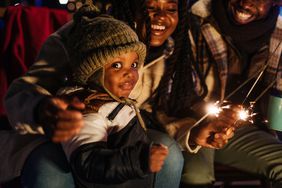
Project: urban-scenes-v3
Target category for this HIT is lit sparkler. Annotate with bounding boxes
[206,102,222,117]
[206,101,254,122]
[238,109,249,121]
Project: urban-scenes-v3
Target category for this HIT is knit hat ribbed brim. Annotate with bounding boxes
[68,5,146,85]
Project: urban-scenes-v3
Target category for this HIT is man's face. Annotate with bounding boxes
[104,51,139,98]
[227,0,274,25]
[146,0,179,47]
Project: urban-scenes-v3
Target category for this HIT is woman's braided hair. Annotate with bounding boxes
[152,0,208,118]
[110,0,151,49]
[84,0,150,49]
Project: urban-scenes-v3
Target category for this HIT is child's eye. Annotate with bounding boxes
[111,62,122,69]
[132,62,139,68]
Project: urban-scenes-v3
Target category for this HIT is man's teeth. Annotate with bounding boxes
[236,10,252,20]
[151,24,166,30]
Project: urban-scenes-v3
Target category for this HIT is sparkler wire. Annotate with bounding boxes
[226,40,282,101]
[225,67,265,101]
[253,80,276,103]
[239,41,282,104]
[242,65,267,104]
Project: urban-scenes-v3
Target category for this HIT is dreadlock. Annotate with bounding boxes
[87,0,151,49]
[152,0,208,118]
[110,0,151,49]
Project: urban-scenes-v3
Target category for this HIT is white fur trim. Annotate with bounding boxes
[191,0,211,18]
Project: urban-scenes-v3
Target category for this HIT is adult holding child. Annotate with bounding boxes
[2,1,182,187]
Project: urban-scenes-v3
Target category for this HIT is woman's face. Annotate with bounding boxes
[104,51,139,98]
[146,0,179,47]
[227,0,274,25]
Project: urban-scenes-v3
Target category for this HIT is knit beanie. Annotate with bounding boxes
[68,5,146,86]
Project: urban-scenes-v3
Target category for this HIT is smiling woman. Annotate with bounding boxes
[146,0,179,46]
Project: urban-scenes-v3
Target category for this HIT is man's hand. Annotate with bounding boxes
[149,144,169,173]
[37,96,85,142]
[190,105,241,149]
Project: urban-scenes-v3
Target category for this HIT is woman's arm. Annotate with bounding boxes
[4,34,70,130]
[4,22,84,141]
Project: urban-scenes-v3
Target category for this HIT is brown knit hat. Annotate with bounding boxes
[68,5,146,85]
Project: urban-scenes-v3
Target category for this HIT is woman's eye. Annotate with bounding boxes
[132,62,138,68]
[146,5,156,11]
[166,8,177,13]
[111,62,122,69]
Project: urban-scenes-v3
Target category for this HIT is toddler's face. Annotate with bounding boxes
[104,51,139,98]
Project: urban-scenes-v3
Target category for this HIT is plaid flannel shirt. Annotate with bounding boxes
[189,3,282,99]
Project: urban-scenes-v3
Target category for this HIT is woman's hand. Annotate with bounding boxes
[37,96,85,142]
[190,105,242,149]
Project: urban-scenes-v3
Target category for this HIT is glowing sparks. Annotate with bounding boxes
[238,109,249,121]
[206,103,221,117]
[206,101,256,123]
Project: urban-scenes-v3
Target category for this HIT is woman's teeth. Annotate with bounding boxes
[151,24,166,31]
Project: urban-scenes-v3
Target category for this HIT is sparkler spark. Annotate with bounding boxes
[206,103,221,117]
[238,109,249,121]
[206,101,256,123]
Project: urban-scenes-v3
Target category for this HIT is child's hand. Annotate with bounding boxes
[149,144,169,173]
